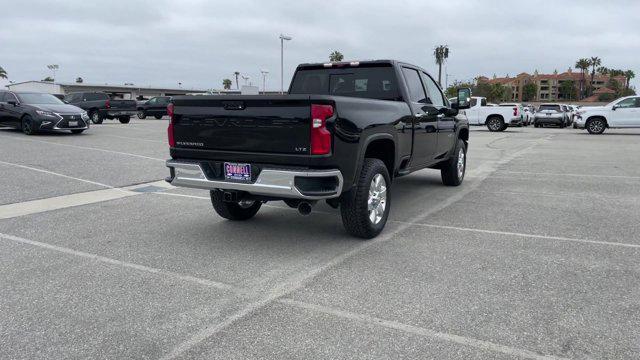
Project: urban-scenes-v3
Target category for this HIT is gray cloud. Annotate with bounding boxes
[1,0,638,90]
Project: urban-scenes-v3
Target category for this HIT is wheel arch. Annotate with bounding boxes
[484,114,504,124]
[586,115,609,128]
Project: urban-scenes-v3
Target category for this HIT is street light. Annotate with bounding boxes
[260,69,269,93]
[241,75,250,86]
[47,64,59,81]
[279,34,292,94]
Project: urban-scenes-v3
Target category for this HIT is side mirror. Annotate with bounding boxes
[612,105,617,111]
[454,88,471,109]
[7,100,18,106]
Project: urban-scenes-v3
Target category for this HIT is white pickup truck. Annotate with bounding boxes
[464,97,523,131]
[575,96,640,134]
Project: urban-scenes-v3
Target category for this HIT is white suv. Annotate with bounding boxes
[575,96,640,134]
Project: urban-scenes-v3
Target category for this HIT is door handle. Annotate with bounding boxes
[437,114,444,118]
[415,113,425,118]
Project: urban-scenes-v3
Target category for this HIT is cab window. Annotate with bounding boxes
[401,68,427,104]
[616,97,637,108]
[420,72,444,107]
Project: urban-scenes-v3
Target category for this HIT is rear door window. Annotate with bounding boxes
[85,93,108,101]
[401,68,427,104]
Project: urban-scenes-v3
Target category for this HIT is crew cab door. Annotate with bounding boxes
[610,97,640,127]
[400,67,437,167]
[420,72,455,158]
[466,98,482,124]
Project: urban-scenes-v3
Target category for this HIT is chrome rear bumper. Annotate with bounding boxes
[166,160,343,200]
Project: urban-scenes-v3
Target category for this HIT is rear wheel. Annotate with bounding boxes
[154,115,163,119]
[118,116,131,124]
[487,117,505,132]
[21,115,36,135]
[340,158,390,239]
[210,190,261,220]
[441,139,467,186]
[90,111,103,124]
[137,110,146,119]
[71,129,85,134]
[586,118,606,134]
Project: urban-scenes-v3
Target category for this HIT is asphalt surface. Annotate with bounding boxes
[0,119,639,359]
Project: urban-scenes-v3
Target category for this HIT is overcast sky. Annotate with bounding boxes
[1,0,638,91]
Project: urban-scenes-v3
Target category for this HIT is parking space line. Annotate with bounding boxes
[0,134,165,162]
[278,299,568,360]
[0,160,115,189]
[159,136,552,360]
[0,232,241,293]
[498,170,640,180]
[400,222,640,249]
[98,133,166,143]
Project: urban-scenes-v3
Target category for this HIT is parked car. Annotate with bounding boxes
[0,91,90,135]
[137,96,171,119]
[64,92,137,124]
[465,96,522,131]
[165,60,471,239]
[575,96,640,134]
[534,104,567,128]
[498,103,525,126]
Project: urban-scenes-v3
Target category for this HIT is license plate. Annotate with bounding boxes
[68,121,78,126]
[224,162,251,182]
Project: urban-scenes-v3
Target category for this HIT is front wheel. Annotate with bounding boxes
[154,115,163,119]
[22,115,36,135]
[210,190,261,220]
[118,116,131,124]
[137,110,146,119]
[340,158,390,239]
[487,117,505,132]
[586,118,606,134]
[441,139,467,186]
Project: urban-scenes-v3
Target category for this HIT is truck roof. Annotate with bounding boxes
[296,60,398,70]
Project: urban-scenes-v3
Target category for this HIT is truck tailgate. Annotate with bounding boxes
[171,96,312,154]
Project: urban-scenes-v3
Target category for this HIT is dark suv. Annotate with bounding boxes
[137,96,171,119]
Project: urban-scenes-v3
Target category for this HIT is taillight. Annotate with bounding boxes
[513,107,518,116]
[167,103,175,147]
[310,104,333,155]
[105,99,111,109]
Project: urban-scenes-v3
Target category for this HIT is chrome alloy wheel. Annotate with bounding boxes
[457,148,465,179]
[368,174,387,224]
[588,120,604,133]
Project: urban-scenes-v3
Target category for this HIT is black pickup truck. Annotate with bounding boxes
[166,60,471,238]
[64,92,137,124]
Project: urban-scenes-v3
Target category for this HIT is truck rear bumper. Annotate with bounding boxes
[166,160,343,200]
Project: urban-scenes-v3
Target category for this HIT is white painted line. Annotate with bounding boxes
[0,232,239,292]
[498,170,640,180]
[0,188,135,220]
[279,299,568,360]
[0,160,115,189]
[98,133,166,144]
[401,222,640,249]
[160,135,552,360]
[0,134,165,162]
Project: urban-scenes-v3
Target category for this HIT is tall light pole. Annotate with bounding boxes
[279,34,292,94]
[260,69,269,93]
[47,64,59,81]
[241,75,250,86]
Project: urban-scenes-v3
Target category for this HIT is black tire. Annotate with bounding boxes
[21,115,36,135]
[340,158,391,239]
[586,118,606,134]
[534,123,540,128]
[559,122,565,128]
[137,110,146,119]
[154,115,163,119]
[118,116,131,124]
[487,116,505,132]
[90,111,103,124]
[441,139,467,186]
[71,130,85,134]
[210,190,261,220]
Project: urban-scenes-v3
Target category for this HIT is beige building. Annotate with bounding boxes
[477,70,626,102]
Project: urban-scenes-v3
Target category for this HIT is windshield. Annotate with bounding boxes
[17,93,65,105]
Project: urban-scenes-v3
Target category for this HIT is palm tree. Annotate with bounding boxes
[597,67,609,76]
[624,70,635,90]
[434,45,449,86]
[329,51,344,62]
[589,56,601,95]
[0,66,7,79]
[233,71,240,90]
[575,58,590,99]
[222,78,232,90]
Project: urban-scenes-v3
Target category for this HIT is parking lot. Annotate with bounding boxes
[1,120,639,359]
